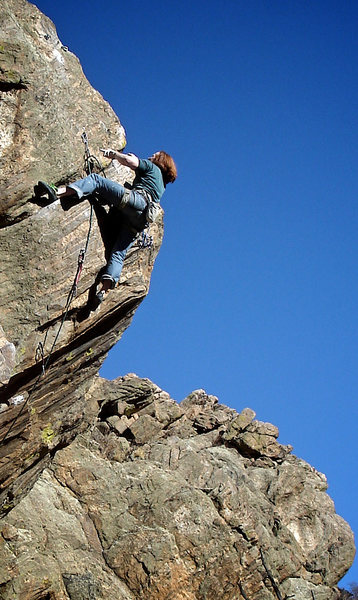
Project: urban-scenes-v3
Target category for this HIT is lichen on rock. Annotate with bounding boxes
[0,2,355,599]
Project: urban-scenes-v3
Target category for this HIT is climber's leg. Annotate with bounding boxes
[94,277,113,305]
[68,173,126,208]
[56,185,76,197]
[101,225,137,288]
[92,224,136,306]
[119,190,147,231]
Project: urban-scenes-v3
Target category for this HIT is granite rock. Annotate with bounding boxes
[0,374,354,600]
[0,2,354,599]
[0,0,163,507]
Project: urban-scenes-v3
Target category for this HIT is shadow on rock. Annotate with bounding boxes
[60,195,84,211]
[75,269,106,322]
[30,193,54,208]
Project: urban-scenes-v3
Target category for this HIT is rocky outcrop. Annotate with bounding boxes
[0,2,355,599]
[0,0,163,506]
[0,375,355,599]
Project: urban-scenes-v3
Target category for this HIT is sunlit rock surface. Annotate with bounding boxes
[0,0,163,503]
[0,2,355,599]
[0,375,355,599]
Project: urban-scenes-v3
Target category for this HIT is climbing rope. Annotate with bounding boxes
[81,130,105,178]
[1,131,154,447]
[38,128,99,368]
[0,130,100,446]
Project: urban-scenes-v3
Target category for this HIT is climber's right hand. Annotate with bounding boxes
[100,148,117,160]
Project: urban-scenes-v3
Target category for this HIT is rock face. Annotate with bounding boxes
[0,2,355,599]
[0,375,355,600]
[0,0,163,504]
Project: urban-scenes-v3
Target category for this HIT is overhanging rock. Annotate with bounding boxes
[0,0,163,504]
[0,2,355,599]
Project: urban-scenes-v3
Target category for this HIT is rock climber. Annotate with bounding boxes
[34,149,177,306]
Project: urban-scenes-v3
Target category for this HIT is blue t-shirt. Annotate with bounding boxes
[133,159,165,202]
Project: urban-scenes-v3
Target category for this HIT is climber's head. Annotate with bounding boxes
[149,151,177,185]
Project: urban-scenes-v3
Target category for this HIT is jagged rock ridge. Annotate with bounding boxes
[0,1,355,599]
[0,375,355,599]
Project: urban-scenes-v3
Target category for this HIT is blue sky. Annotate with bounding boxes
[32,0,358,588]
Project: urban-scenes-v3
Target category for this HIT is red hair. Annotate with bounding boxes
[151,151,177,185]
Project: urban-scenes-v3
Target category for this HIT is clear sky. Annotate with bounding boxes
[32,0,358,589]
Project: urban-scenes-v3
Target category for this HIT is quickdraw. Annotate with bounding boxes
[81,129,105,177]
[138,230,153,249]
[35,341,45,376]
[72,248,86,298]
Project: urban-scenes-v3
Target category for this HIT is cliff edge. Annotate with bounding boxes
[0,1,355,599]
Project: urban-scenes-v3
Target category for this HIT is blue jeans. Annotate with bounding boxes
[69,174,147,286]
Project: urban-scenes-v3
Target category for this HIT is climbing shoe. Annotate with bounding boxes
[90,290,105,310]
[96,290,105,304]
[34,181,58,202]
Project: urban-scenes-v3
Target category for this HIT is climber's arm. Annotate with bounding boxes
[100,149,139,170]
